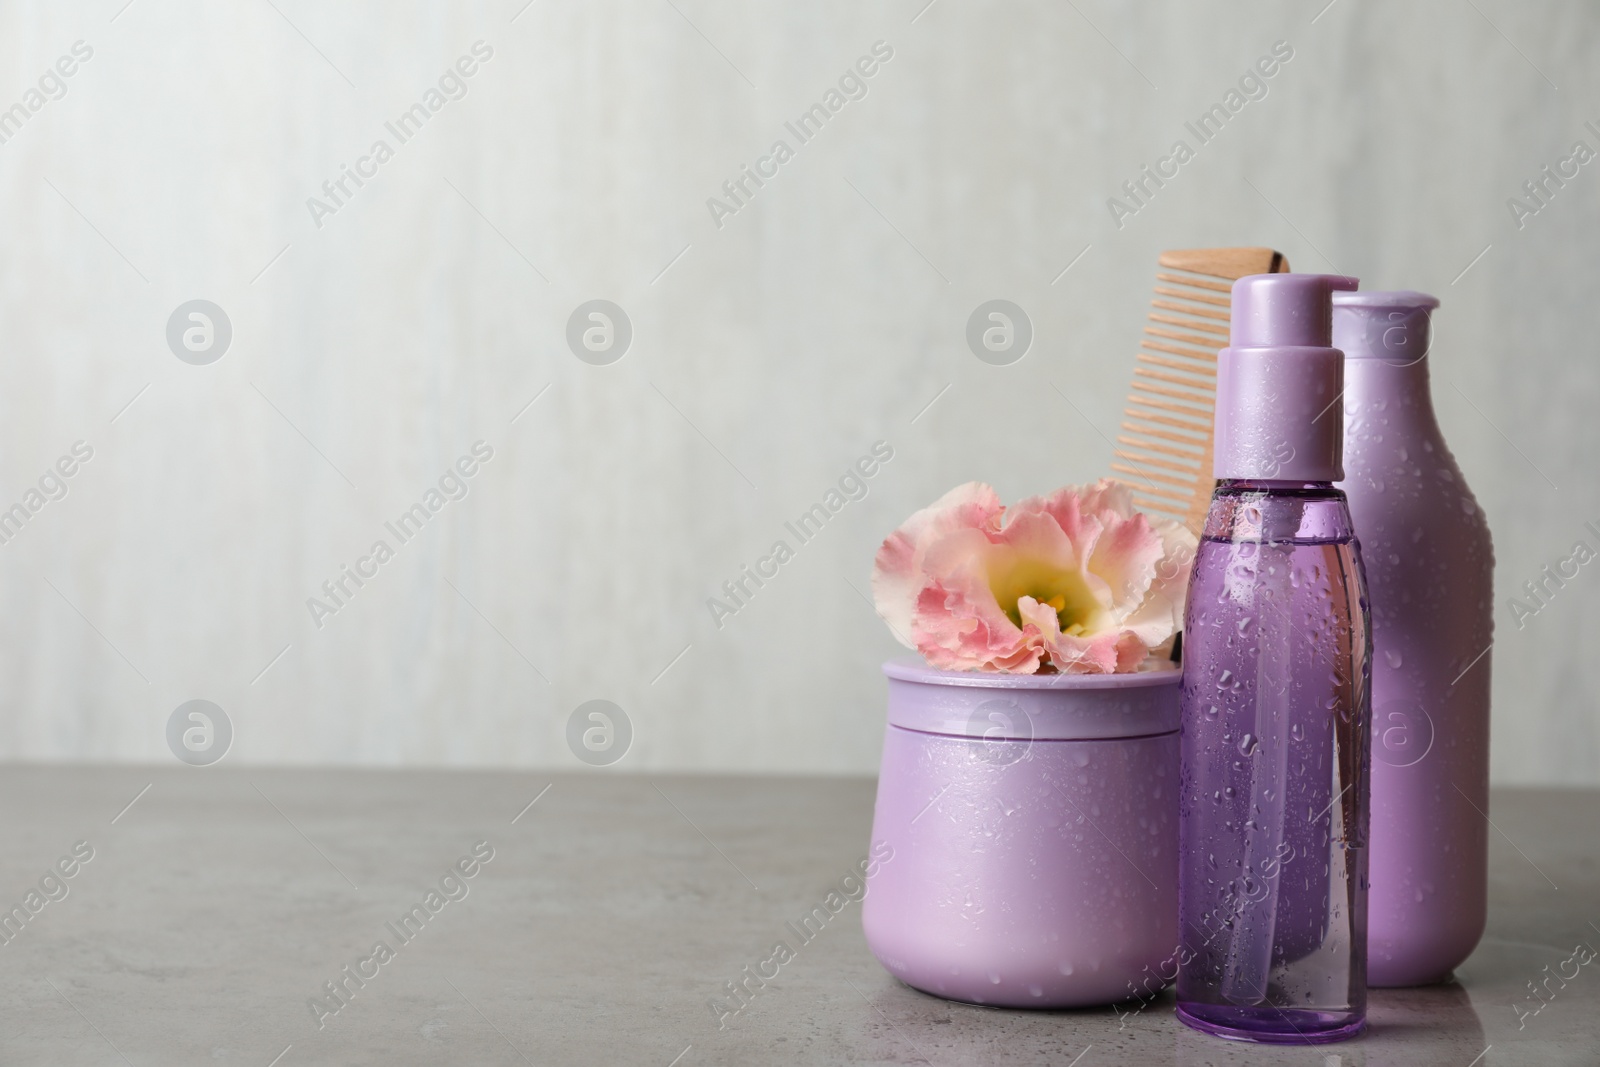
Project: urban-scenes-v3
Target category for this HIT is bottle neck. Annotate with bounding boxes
[1204,482,1355,543]
[1219,479,1336,492]
[1343,353,1442,441]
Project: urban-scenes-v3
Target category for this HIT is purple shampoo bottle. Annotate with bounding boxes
[1177,273,1372,1044]
[1333,291,1492,987]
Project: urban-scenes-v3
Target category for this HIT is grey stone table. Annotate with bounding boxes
[0,768,1594,1066]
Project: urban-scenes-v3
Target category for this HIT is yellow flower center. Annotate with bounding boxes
[986,557,1101,635]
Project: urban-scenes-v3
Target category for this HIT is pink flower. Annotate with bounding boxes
[872,480,1196,674]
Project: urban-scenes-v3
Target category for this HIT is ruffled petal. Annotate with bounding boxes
[1117,516,1199,645]
[1043,627,1149,675]
[1084,509,1165,627]
[871,482,1003,648]
[914,578,1043,673]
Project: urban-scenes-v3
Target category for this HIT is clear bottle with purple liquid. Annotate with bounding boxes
[1178,482,1371,1041]
[1176,274,1372,1043]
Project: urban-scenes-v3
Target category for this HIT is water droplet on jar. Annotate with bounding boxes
[1238,734,1258,756]
[1224,786,1236,799]
[1385,649,1403,669]
[1059,961,1075,975]
[988,972,1002,985]
[1217,669,1235,691]
[1028,984,1044,997]
[1205,704,1221,719]
[1290,722,1305,742]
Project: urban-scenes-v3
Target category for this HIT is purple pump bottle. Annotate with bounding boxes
[1177,273,1373,1044]
[1333,291,1492,987]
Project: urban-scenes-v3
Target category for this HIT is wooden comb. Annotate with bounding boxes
[1112,247,1290,535]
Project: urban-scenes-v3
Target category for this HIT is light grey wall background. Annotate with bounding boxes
[0,0,1594,782]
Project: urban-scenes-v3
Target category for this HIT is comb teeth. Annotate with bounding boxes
[1115,248,1289,534]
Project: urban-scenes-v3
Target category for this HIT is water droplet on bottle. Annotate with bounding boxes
[1238,734,1258,756]
[1205,704,1221,719]
[1237,617,1254,634]
[1059,961,1075,975]
[1290,722,1305,742]
[1385,648,1403,669]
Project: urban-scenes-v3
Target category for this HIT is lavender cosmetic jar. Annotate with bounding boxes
[862,659,1180,1008]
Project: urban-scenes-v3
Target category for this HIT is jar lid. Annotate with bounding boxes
[882,659,1181,741]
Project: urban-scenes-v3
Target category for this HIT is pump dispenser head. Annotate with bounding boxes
[1214,273,1358,482]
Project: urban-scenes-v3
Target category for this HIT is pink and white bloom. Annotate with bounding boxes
[872,480,1196,674]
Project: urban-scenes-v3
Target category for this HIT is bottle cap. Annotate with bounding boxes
[1214,273,1359,482]
[1332,290,1439,364]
